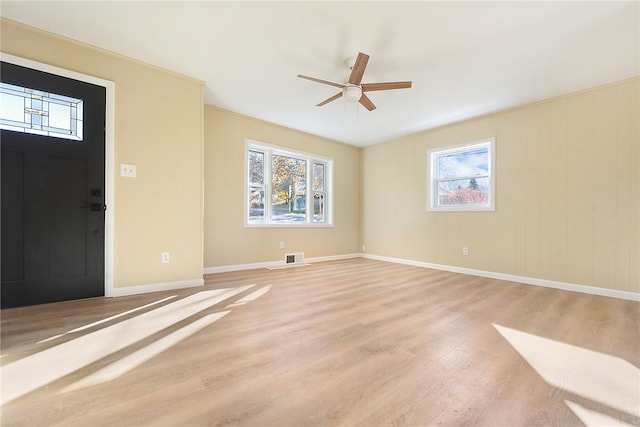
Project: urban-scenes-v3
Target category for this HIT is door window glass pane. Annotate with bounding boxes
[0,82,83,141]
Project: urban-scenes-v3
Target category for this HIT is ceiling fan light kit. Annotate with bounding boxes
[343,86,362,103]
[298,52,412,111]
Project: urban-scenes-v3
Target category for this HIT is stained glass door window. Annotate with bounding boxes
[0,82,83,141]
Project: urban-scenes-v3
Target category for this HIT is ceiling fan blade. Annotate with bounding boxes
[317,92,343,106]
[359,93,376,111]
[361,81,412,92]
[297,74,345,89]
[347,52,370,85]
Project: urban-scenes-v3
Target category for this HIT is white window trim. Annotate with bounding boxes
[428,137,496,212]
[244,139,334,228]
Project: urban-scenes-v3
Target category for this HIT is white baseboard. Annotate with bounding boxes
[362,254,640,302]
[106,278,204,298]
[203,253,361,274]
[202,252,638,302]
[306,253,362,263]
[266,263,311,270]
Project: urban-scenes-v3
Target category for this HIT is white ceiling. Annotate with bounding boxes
[2,1,638,147]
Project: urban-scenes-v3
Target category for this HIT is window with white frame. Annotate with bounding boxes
[246,139,332,226]
[428,137,495,211]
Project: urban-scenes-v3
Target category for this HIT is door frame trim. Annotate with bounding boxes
[1,53,115,297]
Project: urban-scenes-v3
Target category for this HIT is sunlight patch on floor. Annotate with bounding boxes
[1,286,254,405]
[226,285,272,308]
[565,400,636,427]
[494,324,640,422]
[61,311,231,393]
[38,296,178,344]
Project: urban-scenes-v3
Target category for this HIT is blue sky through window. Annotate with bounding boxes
[438,147,488,180]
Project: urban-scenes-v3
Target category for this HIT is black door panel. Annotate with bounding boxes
[1,62,106,308]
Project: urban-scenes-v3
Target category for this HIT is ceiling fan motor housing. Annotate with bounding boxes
[343,85,362,103]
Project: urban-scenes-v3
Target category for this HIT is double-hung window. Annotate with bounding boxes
[246,139,333,226]
[428,137,495,211]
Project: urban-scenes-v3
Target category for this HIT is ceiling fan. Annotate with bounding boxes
[297,52,412,111]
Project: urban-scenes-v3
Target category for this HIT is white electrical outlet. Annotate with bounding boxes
[462,247,469,256]
[362,245,366,252]
[280,241,285,249]
[161,252,170,263]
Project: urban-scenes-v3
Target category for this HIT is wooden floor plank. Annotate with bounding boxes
[1,258,638,426]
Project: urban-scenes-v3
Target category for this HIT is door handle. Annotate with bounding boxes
[81,203,105,212]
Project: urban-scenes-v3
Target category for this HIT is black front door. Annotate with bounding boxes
[1,61,106,308]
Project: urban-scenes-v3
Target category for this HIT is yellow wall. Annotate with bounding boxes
[203,106,361,268]
[3,18,637,296]
[362,78,639,293]
[1,19,205,289]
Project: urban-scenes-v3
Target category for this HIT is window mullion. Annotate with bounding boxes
[436,174,490,183]
[265,149,272,222]
[306,158,312,223]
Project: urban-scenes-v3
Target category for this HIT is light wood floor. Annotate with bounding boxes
[1,258,638,426]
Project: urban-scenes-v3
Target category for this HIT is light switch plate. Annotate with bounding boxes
[120,163,137,178]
